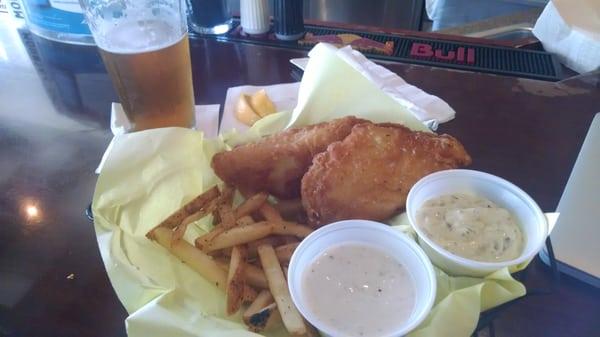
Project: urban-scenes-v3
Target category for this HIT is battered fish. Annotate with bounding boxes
[211,116,368,199]
[301,123,472,227]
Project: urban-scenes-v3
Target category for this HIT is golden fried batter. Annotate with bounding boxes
[211,116,368,199]
[301,123,472,227]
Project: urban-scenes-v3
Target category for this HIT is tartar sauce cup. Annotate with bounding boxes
[288,220,436,337]
[406,169,548,277]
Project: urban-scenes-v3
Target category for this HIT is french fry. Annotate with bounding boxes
[149,227,227,291]
[275,242,300,264]
[171,220,191,244]
[171,206,217,243]
[173,199,217,241]
[244,263,269,289]
[258,202,284,221]
[200,221,274,252]
[197,214,255,251]
[243,290,274,323]
[148,186,220,236]
[216,259,269,289]
[271,221,313,238]
[246,303,282,333]
[220,184,235,205]
[207,247,231,258]
[196,203,256,251]
[234,192,268,219]
[199,221,312,252]
[282,236,300,244]
[300,319,320,337]
[242,284,258,303]
[218,203,236,229]
[215,185,236,228]
[257,244,307,335]
[247,236,286,259]
[210,184,233,226]
[195,226,227,250]
[226,245,247,315]
[236,215,255,227]
[181,207,211,227]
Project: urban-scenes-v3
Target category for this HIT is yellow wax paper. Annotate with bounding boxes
[93,45,527,337]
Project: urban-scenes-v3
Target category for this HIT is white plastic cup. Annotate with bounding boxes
[406,169,548,277]
[288,220,436,337]
[240,0,270,35]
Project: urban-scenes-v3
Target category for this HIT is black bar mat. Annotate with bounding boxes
[190,20,561,81]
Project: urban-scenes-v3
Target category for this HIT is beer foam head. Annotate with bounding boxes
[97,19,184,54]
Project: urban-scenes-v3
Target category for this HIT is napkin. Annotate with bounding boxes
[93,44,530,337]
[303,43,456,126]
[221,43,456,133]
[95,103,220,174]
[533,0,600,74]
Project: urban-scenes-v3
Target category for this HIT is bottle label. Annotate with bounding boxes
[23,0,91,35]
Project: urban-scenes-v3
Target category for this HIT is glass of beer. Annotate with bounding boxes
[80,0,195,131]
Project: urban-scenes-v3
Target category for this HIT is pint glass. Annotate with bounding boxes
[80,0,195,131]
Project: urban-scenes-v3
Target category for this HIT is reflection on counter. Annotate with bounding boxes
[17,28,116,128]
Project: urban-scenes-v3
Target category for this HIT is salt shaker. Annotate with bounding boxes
[240,0,270,35]
[273,0,305,41]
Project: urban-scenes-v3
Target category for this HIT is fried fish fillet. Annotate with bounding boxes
[211,116,368,199]
[301,123,472,227]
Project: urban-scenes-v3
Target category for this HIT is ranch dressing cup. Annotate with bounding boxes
[288,220,436,337]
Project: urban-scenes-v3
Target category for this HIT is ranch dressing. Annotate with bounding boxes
[302,243,415,337]
[416,193,523,262]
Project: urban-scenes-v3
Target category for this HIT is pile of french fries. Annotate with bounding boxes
[146,185,318,336]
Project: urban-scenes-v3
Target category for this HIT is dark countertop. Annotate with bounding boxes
[1,20,599,337]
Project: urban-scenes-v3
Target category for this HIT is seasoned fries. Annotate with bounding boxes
[259,202,284,221]
[247,236,286,259]
[246,302,281,332]
[275,242,300,264]
[270,221,313,238]
[216,259,269,289]
[226,246,247,315]
[199,221,312,252]
[200,222,274,252]
[149,186,219,234]
[234,192,268,218]
[149,226,227,291]
[258,244,307,335]
[147,185,314,335]
[244,291,283,332]
[243,290,274,323]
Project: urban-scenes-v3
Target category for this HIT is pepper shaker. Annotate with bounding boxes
[273,0,304,41]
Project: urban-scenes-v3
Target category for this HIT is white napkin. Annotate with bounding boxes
[221,45,455,133]
[533,0,600,74]
[331,45,456,125]
[96,103,220,173]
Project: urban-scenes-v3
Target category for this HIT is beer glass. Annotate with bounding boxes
[80,0,195,131]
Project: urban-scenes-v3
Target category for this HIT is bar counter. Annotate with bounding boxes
[0,19,599,337]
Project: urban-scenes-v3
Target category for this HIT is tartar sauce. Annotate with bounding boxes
[416,193,523,262]
[302,243,415,337]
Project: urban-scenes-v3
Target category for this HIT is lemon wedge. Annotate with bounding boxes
[235,94,261,126]
[235,89,277,126]
[250,89,277,117]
